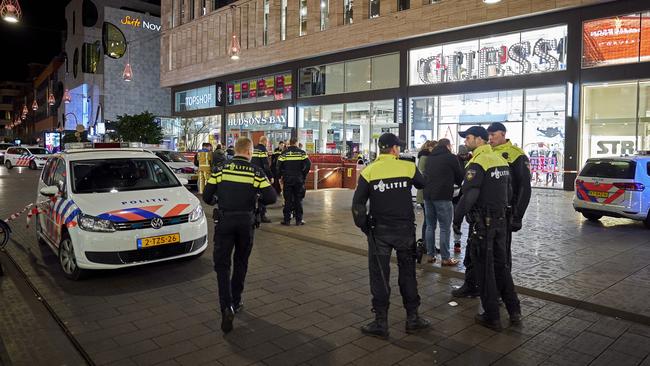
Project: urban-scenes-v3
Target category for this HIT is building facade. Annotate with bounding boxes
[162,0,650,190]
[64,0,170,135]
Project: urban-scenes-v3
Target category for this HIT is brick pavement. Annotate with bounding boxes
[2,168,650,365]
[260,188,650,320]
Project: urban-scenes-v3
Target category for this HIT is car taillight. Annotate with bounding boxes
[575,179,584,185]
[179,167,196,174]
[613,182,645,191]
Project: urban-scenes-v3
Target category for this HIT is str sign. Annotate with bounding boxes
[121,15,161,32]
[591,136,636,157]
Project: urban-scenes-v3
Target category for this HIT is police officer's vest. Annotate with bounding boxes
[464,145,510,211]
[207,157,271,212]
[492,140,525,165]
[359,154,417,225]
[278,147,309,179]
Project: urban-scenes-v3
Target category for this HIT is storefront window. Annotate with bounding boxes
[410,25,567,86]
[320,0,329,31]
[298,100,395,158]
[409,96,436,151]
[582,13,649,68]
[299,54,398,97]
[281,0,287,40]
[369,0,379,19]
[166,115,221,152]
[582,81,639,164]
[639,81,650,151]
[175,85,217,112]
[227,72,292,105]
[263,0,269,45]
[102,22,126,59]
[345,59,371,93]
[227,109,291,149]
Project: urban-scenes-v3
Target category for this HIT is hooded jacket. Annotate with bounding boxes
[423,145,464,201]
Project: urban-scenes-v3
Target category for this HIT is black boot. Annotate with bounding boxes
[474,313,502,332]
[451,283,480,298]
[221,306,235,334]
[361,310,389,339]
[233,300,244,314]
[405,312,431,334]
[509,312,522,325]
[261,216,271,223]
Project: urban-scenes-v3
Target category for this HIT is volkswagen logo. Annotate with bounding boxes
[150,217,164,230]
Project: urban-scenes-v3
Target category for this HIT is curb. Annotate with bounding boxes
[259,224,650,327]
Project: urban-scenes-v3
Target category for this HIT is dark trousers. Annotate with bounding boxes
[213,214,255,312]
[469,217,520,320]
[283,182,305,222]
[258,200,267,218]
[367,227,421,315]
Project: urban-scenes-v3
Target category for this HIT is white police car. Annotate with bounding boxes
[146,149,198,188]
[4,146,50,169]
[35,147,208,279]
[0,142,14,163]
[573,153,650,228]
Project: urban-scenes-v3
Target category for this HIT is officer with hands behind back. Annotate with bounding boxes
[452,126,521,332]
[203,137,277,334]
[352,133,431,339]
[487,122,532,265]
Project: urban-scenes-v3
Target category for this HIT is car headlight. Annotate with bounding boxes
[189,205,204,222]
[78,214,116,232]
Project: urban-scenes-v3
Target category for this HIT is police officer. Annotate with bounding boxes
[277,137,311,226]
[251,136,273,223]
[270,141,285,195]
[352,133,431,339]
[203,137,277,334]
[452,126,521,331]
[487,122,532,267]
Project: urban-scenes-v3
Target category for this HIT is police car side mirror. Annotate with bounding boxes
[39,186,59,197]
[178,178,189,185]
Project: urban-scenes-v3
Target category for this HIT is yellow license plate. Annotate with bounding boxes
[587,191,609,198]
[137,233,180,249]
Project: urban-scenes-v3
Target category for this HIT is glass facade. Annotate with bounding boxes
[162,115,221,152]
[582,12,650,68]
[299,53,399,97]
[369,0,379,19]
[298,100,396,158]
[344,0,353,25]
[320,0,329,31]
[300,0,308,36]
[226,109,292,149]
[410,86,566,188]
[581,80,650,164]
[227,72,292,105]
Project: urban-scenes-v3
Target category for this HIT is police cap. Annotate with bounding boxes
[378,133,406,149]
[458,126,489,141]
[487,122,507,133]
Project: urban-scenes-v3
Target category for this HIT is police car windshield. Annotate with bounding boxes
[70,158,181,193]
[27,148,48,155]
[156,151,188,163]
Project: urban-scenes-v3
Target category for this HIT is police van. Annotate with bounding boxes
[4,146,50,169]
[573,153,650,228]
[35,145,208,279]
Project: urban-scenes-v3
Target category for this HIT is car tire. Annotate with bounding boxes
[582,212,602,222]
[644,215,650,229]
[4,160,12,169]
[29,161,37,170]
[58,235,86,280]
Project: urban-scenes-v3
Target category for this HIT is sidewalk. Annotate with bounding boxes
[260,188,650,322]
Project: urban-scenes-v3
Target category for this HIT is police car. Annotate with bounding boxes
[146,149,198,188]
[573,153,650,228]
[0,142,14,163]
[4,146,50,169]
[35,146,208,279]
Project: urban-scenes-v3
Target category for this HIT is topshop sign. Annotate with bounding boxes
[174,85,217,112]
[410,25,568,85]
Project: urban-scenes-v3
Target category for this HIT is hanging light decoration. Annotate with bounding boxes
[228,5,241,61]
[63,89,71,104]
[0,0,22,23]
[123,42,133,81]
[48,81,55,106]
[32,90,38,111]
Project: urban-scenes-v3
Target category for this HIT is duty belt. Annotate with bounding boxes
[220,210,254,216]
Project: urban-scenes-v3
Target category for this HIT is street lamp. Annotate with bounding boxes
[0,0,21,23]
[228,5,241,61]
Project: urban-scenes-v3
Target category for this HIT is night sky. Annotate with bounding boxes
[0,0,69,82]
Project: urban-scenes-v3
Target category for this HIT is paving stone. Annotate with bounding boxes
[478,331,529,354]
[445,346,503,366]
[351,344,413,366]
[262,341,327,366]
[589,349,643,366]
[544,347,595,366]
[397,344,458,366]
[546,316,592,338]
[492,347,550,366]
[521,331,572,355]
[214,341,281,366]
[308,343,368,365]
[130,340,197,366]
[609,332,650,359]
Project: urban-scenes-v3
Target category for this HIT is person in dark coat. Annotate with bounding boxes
[423,138,465,266]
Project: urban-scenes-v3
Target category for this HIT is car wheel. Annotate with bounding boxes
[58,235,86,280]
[29,161,37,170]
[644,215,650,229]
[4,160,12,169]
[582,212,602,222]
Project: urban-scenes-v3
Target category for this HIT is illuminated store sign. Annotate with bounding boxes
[227,115,287,127]
[409,25,567,86]
[174,85,216,112]
[120,15,161,32]
[582,12,650,68]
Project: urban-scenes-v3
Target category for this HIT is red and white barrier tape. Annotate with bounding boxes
[3,192,61,228]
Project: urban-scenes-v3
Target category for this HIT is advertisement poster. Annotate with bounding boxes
[265,77,274,96]
[241,82,249,100]
[523,115,565,188]
[284,74,293,94]
[44,132,61,153]
[642,12,650,61]
[226,84,235,105]
[249,80,257,98]
[582,14,642,68]
[234,83,241,101]
[327,129,334,143]
[352,128,360,143]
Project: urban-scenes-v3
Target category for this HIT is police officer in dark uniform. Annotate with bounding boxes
[251,136,273,223]
[270,141,285,195]
[203,137,277,334]
[452,126,520,331]
[352,133,431,339]
[487,122,532,267]
[277,137,311,226]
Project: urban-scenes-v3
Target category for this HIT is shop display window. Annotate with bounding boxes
[166,115,221,152]
[639,82,650,151]
[409,97,436,151]
[410,25,567,86]
[581,12,650,68]
[227,72,292,105]
[299,54,399,97]
[227,109,291,149]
